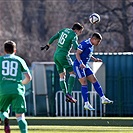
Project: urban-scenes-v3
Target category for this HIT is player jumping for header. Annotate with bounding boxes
[73,32,113,111]
[41,22,84,103]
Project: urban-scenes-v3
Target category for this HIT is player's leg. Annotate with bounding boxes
[12,94,28,133]
[59,72,67,95]
[64,55,76,95]
[54,55,68,95]
[16,113,28,133]
[64,69,77,103]
[4,117,10,133]
[55,54,77,103]
[87,74,104,97]
[63,56,77,103]
[0,112,10,133]
[59,71,76,103]
[0,95,11,133]
[78,77,95,111]
[73,66,94,110]
[67,71,76,95]
[86,68,113,104]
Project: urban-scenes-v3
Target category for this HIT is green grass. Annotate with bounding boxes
[0,117,133,132]
[0,126,133,133]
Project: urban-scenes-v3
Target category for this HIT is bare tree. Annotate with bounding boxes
[97,0,133,52]
[0,0,133,65]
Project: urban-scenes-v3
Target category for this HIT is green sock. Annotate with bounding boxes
[60,79,67,95]
[68,74,76,95]
[0,112,9,121]
[18,119,28,133]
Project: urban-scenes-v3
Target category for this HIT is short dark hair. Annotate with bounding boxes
[4,40,16,54]
[72,22,84,30]
[92,32,102,40]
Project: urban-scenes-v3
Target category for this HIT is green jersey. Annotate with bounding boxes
[49,28,79,55]
[0,54,30,95]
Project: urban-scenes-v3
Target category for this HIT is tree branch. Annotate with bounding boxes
[98,1,123,22]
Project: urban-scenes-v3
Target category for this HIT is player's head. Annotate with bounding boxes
[4,40,16,54]
[72,22,84,36]
[90,32,102,46]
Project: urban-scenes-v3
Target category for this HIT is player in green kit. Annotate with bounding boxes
[0,40,32,133]
[41,22,84,103]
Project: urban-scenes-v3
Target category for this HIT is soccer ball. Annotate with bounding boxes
[89,13,100,24]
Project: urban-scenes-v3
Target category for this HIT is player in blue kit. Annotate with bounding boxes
[73,32,113,111]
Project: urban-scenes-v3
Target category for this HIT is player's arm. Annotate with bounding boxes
[72,36,79,50]
[48,33,59,44]
[76,49,86,68]
[22,72,32,85]
[21,59,32,85]
[72,41,79,50]
[41,33,59,51]
[91,56,102,62]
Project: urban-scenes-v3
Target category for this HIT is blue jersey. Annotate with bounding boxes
[73,38,94,78]
[74,38,94,66]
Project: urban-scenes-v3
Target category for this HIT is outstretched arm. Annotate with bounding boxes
[91,56,102,62]
[41,33,59,51]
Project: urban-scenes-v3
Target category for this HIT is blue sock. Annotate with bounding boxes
[93,81,104,97]
[81,85,88,102]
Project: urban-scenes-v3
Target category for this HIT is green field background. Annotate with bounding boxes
[0,117,133,133]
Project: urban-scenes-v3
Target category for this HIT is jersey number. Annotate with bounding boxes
[2,60,18,76]
[58,32,68,45]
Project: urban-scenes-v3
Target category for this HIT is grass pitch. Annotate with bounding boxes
[0,117,133,133]
[0,126,133,133]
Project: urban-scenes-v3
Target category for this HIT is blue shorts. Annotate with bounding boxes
[73,65,93,79]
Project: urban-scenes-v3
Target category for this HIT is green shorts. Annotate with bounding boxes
[54,54,73,74]
[0,94,27,114]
